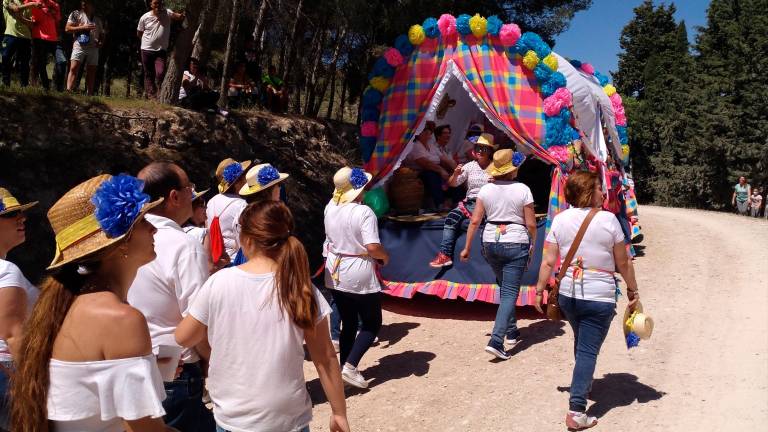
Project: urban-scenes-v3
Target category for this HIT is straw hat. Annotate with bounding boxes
[623,301,654,340]
[239,163,289,196]
[332,167,372,205]
[0,188,38,216]
[215,158,252,194]
[486,149,526,177]
[475,133,498,149]
[192,188,209,202]
[47,174,162,270]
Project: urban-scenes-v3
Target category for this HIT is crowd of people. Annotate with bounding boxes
[732,176,767,218]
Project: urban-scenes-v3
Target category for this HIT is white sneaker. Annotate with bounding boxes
[565,411,598,430]
[505,337,520,348]
[341,365,368,389]
[332,339,340,353]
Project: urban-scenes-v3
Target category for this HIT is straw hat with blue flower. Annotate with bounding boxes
[216,158,252,194]
[332,167,372,205]
[0,187,38,216]
[46,174,162,270]
[239,163,289,196]
[486,149,526,177]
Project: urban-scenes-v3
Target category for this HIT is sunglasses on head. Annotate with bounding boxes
[0,210,22,219]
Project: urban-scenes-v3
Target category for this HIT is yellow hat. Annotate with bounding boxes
[486,149,526,177]
[215,158,252,194]
[192,188,209,202]
[239,163,289,196]
[46,174,162,270]
[475,133,497,149]
[331,167,372,205]
[0,188,38,216]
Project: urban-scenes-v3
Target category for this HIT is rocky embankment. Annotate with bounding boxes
[0,91,359,281]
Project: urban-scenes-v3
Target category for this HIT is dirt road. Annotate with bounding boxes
[304,206,768,431]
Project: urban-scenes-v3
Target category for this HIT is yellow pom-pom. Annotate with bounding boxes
[543,53,558,71]
[523,50,539,70]
[621,144,630,159]
[604,84,617,97]
[370,76,390,92]
[469,14,487,38]
[408,25,426,45]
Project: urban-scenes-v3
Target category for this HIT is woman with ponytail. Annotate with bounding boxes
[176,200,349,432]
[11,174,172,431]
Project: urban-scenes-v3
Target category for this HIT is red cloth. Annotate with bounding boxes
[209,216,224,263]
[28,0,60,41]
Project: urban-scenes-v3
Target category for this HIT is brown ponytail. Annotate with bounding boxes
[11,265,84,432]
[239,201,317,329]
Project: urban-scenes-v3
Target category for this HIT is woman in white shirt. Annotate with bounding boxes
[324,167,389,389]
[176,201,349,432]
[534,170,640,431]
[407,125,454,210]
[11,174,170,431]
[0,188,39,429]
[460,149,537,360]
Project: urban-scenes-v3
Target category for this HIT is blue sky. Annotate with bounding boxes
[553,0,710,77]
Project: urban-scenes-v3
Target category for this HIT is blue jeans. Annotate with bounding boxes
[559,296,616,412]
[164,362,215,431]
[482,242,529,345]
[1,35,31,87]
[439,200,475,256]
[0,361,13,430]
[217,425,309,432]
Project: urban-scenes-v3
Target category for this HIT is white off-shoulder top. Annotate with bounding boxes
[47,354,166,432]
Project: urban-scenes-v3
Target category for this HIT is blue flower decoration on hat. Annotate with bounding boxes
[222,163,244,184]
[469,135,479,143]
[626,331,641,349]
[257,165,281,186]
[512,152,526,167]
[91,174,150,238]
[0,200,5,212]
[349,168,368,190]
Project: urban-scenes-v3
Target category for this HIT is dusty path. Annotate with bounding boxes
[304,206,768,431]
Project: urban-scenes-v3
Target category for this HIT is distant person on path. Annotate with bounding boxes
[176,201,350,432]
[732,176,751,216]
[749,187,762,218]
[534,170,640,431]
[460,149,536,360]
[29,0,63,91]
[2,0,37,88]
[324,167,389,389]
[262,65,288,112]
[65,0,103,95]
[137,0,184,99]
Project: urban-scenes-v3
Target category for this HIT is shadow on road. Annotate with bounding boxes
[510,319,566,355]
[557,372,665,417]
[377,322,420,348]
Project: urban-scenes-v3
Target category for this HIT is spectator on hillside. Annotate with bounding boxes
[65,0,103,95]
[227,62,257,108]
[749,188,762,218]
[2,0,38,88]
[262,65,288,112]
[179,57,219,111]
[137,0,184,99]
[732,176,751,216]
[29,0,64,91]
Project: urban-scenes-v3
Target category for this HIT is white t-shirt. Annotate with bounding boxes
[478,181,534,244]
[67,10,104,50]
[128,214,209,363]
[323,201,382,294]
[454,161,490,199]
[545,208,625,303]
[182,225,207,245]
[189,267,331,432]
[406,139,442,168]
[0,258,39,362]
[206,193,248,261]
[137,9,174,51]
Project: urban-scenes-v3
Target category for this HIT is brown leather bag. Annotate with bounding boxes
[546,208,599,321]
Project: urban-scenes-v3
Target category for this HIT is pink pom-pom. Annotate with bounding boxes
[615,111,627,126]
[609,92,623,105]
[549,145,570,162]
[499,23,521,47]
[543,87,573,117]
[384,48,404,67]
[580,63,595,75]
[438,14,457,38]
[361,121,378,138]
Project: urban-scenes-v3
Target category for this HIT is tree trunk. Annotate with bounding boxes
[158,0,207,105]
[304,21,329,115]
[279,0,303,78]
[191,0,220,66]
[312,27,346,117]
[325,70,336,119]
[251,0,268,52]
[336,75,347,121]
[218,0,242,108]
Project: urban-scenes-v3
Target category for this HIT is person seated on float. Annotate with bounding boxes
[429,133,496,268]
[262,65,289,112]
[227,62,257,108]
[406,124,451,211]
[456,122,484,164]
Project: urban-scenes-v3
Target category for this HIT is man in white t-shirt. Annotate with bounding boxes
[128,162,214,431]
[137,0,184,99]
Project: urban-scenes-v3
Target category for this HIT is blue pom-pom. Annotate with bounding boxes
[456,14,472,35]
[92,174,150,238]
[569,59,582,68]
[595,71,610,87]
[545,114,570,148]
[617,125,628,144]
[349,168,368,189]
[534,63,553,83]
[362,88,383,108]
[541,72,566,97]
[372,57,395,79]
[512,152,526,167]
[512,39,529,56]
[257,165,280,186]
[360,136,376,162]
[570,127,581,141]
[626,331,641,348]
[468,135,479,143]
[222,163,244,185]
[559,107,572,123]
[394,34,414,57]
[361,108,379,122]
[423,17,440,38]
[486,15,503,36]
[520,32,550,58]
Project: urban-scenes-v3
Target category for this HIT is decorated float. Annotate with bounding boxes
[358,13,641,305]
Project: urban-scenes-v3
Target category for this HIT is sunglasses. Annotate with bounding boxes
[474,146,492,153]
[0,210,22,219]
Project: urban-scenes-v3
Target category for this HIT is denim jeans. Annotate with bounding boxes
[141,49,167,98]
[558,296,616,412]
[482,242,529,345]
[439,200,475,256]
[163,362,215,431]
[32,39,65,91]
[1,35,31,87]
[0,361,13,430]
[331,290,382,367]
[217,425,309,432]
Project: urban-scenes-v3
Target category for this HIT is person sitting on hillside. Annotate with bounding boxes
[179,57,219,111]
[262,65,288,112]
[227,62,257,108]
